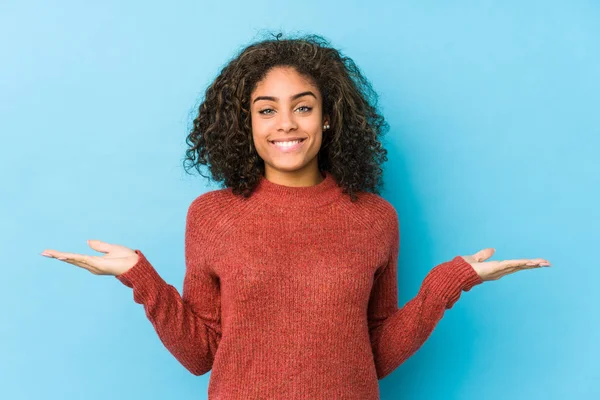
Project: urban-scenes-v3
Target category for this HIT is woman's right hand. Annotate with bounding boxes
[40,240,139,276]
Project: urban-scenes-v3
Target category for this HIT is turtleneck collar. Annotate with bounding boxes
[252,170,343,209]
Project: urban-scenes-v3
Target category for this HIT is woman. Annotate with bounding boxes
[40,33,551,399]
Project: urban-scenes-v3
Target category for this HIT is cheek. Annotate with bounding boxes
[305,120,323,141]
[251,119,269,141]
[251,125,272,161]
[312,133,323,150]
[309,113,325,132]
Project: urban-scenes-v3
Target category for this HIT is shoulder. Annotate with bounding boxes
[186,188,251,233]
[337,191,399,241]
[355,193,399,251]
[189,187,235,210]
[345,191,398,226]
[187,187,245,220]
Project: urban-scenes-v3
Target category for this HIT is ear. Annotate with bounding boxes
[323,114,330,125]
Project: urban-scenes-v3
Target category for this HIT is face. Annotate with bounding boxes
[250,66,329,182]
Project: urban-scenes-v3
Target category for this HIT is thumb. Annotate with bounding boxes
[87,239,112,254]
[473,248,495,262]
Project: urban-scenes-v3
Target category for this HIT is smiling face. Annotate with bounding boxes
[250,66,329,186]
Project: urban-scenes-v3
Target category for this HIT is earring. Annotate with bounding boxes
[323,123,330,130]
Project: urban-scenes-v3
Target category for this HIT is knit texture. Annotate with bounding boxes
[115,171,483,399]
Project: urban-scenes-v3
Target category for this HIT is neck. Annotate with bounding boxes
[264,166,325,188]
[252,169,341,210]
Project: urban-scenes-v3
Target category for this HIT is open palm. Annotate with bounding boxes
[40,240,138,276]
[462,248,551,281]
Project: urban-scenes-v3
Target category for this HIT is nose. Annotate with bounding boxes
[277,109,297,132]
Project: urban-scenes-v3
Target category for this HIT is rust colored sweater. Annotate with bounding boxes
[115,170,483,399]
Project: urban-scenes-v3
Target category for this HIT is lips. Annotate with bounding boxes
[269,137,307,143]
[269,138,306,152]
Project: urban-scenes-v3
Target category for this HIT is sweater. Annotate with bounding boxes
[115,170,484,399]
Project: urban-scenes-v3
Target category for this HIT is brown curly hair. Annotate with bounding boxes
[182,31,390,202]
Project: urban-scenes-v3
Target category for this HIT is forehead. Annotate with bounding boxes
[251,66,319,98]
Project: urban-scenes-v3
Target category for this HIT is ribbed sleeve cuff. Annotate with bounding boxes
[115,250,168,302]
[422,255,484,309]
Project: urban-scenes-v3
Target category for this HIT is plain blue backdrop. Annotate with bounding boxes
[1,0,598,399]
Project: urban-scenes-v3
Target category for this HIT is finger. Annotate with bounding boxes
[474,248,495,262]
[529,259,551,266]
[525,258,550,266]
[61,258,101,274]
[41,250,66,259]
[88,239,112,254]
[502,259,550,268]
[45,251,91,262]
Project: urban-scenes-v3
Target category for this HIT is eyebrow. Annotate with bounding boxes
[252,91,317,104]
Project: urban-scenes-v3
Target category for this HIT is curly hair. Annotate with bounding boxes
[183,31,390,202]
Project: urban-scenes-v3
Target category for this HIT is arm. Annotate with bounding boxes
[115,198,222,376]
[368,212,483,380]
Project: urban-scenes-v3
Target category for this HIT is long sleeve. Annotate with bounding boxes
[367,212,483,380]
[115,198,222,376]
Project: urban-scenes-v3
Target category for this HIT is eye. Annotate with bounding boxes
[258,108,274,115]
[296,106,312,113]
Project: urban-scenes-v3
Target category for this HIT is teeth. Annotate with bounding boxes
[272,139,303,146]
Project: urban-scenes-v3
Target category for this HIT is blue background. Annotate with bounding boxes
[1,0,598,399]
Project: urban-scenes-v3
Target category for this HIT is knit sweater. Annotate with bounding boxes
[115,170,483,399]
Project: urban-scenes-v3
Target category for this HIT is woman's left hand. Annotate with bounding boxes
[461,248,551,282]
